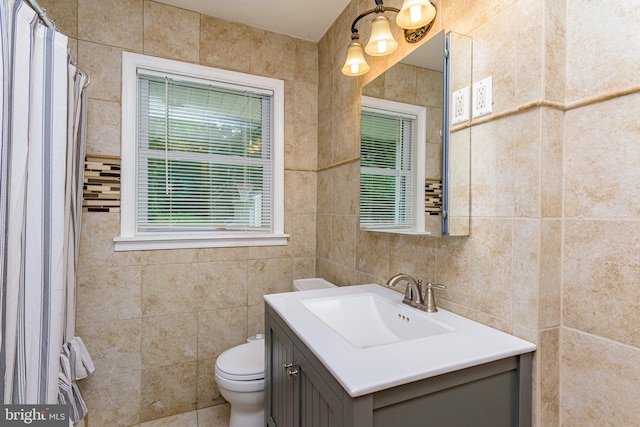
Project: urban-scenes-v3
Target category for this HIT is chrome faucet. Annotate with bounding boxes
[386,273,424,307]
[386,274,447,312]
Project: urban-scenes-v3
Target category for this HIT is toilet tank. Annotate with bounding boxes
[292,278,336,292]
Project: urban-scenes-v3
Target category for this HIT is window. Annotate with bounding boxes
[360,96,426,234]
[115,53,286,250]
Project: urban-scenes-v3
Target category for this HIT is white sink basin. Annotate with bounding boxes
[265,284,537,397]
[300,293,455,348]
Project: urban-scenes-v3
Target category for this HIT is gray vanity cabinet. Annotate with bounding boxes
[266,315,297,427]
[266,306,343,427]
[265,304,533,427]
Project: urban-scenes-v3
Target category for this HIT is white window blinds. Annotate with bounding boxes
[360,108,416,230]
[136,72,274,233]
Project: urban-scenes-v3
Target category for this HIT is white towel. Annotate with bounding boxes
[58,337,94,423]
[68,337,95,380]
[58,352,87,423]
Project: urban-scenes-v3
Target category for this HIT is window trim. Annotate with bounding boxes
[360,96,427,235]
[115,52,287,251]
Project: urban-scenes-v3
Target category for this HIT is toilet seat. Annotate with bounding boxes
[215,340,265,381]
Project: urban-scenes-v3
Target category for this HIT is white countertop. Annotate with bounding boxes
[264,284,536,397]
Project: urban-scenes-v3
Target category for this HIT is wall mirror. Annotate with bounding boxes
[359,30,472,236]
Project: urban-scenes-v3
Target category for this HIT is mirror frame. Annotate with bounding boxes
[442,30,472,236]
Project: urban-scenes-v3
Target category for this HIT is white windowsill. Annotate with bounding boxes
[360,228,432,236]
[113,233,289,251]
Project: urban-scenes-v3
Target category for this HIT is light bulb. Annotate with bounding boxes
[410,4,422,23]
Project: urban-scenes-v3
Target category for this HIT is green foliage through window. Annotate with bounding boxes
[137,74,272,231]
[360,108,415,229]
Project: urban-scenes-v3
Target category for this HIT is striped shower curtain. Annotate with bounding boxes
[1,0,93,420]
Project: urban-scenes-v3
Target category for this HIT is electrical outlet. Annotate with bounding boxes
[472,76,493,118]
[451,86,470,125]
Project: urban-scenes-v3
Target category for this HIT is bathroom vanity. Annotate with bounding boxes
[264,285,535,427]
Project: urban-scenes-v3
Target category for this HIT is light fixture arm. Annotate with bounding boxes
[349,5,400,41]
[348,0,436,43]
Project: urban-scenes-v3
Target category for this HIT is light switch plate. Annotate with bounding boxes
[451,86,470,125]
[472,76,493,118]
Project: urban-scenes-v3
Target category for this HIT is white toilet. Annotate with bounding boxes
[214,278,336,427]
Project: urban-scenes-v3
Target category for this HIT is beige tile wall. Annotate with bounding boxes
[561,95,640,424]
[560,1,640,424]
[42,0,318,425]
[41,0,640,425]
[317,0,550,316]
[317,0,640,426]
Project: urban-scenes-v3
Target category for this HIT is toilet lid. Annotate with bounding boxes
[216,340,265,381]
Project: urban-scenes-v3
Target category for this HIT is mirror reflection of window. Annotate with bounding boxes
[360,96,426,234]
[360,108,414,228]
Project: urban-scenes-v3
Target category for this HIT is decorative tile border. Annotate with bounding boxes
[425,179,442,215]
[80,155,443,216]
[83,155,121,212]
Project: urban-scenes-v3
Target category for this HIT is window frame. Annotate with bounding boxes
[360,96,427,234]
[115,52,287,251]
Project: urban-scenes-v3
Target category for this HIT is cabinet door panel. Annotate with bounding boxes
[267,318,296,427]
[296,347,342,427]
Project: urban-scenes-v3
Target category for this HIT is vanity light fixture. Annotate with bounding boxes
[341,0,437,77]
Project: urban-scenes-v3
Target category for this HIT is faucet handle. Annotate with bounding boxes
[422,282,446,313]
